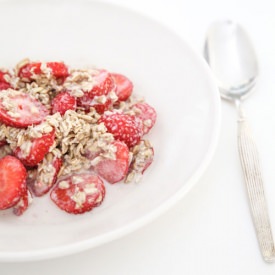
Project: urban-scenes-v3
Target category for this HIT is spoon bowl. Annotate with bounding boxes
[204,20,258,101]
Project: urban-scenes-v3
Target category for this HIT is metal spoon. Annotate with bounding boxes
[204,20,275,262]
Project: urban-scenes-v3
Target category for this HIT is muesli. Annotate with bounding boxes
[0,59,156,215]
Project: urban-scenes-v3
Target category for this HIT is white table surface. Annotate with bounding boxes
[2,0,275,274]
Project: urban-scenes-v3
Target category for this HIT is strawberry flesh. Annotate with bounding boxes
[0,156,27,210]
[111,73,133,102]
[0,90,49,128]
[28,156,62,196]
[19,62,69,80]
[131,102,157,135]
[50,172,105,214]
[77,70,115,114]
[51,91,76,115]
[94,141,129,184]
[14,130,55,167]
[13,188,32,216]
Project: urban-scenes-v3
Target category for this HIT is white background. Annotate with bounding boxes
[2,0,275,274]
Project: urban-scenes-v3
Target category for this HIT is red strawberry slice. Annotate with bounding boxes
[27,156,62,196]
[111,73,133,101]
[0,155,27,210]
[94,141,129,184]
[0,139,7,147]
[18,62,42,79]
[19,62,69,80]
[0,71,11,90]
[0,90,49,128]
[51,91,76,115]
[131,102,157,135]
[13,188,32,216]
[0,83,11,90]
[98,111,143,147]
[46,62,69,78]
[14,130,55,167]
[77,70,115,114]
[50,172,105,214]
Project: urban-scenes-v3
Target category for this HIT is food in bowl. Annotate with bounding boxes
[0,59,157,215]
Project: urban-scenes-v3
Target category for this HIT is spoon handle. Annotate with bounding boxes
[237,107,275,262]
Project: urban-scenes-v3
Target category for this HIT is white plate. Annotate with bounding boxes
[0,0,221,262]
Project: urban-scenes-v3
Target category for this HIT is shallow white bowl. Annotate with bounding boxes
[0,0,221,262]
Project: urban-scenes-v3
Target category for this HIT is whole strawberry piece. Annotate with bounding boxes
[14,130,55,167]
[98,111,143,147]
[94,141,129,184]
[111,73,133,102]
[51,91,76,115]
[0,155,27,210]
[50,172,105,214]
[130,102,157,135]
[0,90,49,128]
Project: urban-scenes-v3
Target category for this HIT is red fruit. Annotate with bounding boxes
[0,71,11,90]
[0,139,6,147]
[27,156,62,196]
[46,62,69,78]
[111,73,133,101]
[0,83,11,90]
[0,156,27,210]
[14,130,55,167]
[13,189,32,216]
[51,91,76,115]
[18,62,42,79]
[94,141,129,184]
[98,111,143,147]
[19,62,69,80]
[77,70,115,114]
[50,172,105,214]
[0,90,49,128]
[131,102,157,135]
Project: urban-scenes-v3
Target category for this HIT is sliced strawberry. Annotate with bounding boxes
[111,73,133,101]
[46,62,69,78]
[18,62,42,79]
[0,71,11,90]
[131,102,157,135]
[77,70,115,114]
[19,62,68,80]
[51,91,76,115]
[125,140,154,183]
[94,141,129,184]
[13,188,32,216]
[28,156,62,196]
[50,172,105,214]
[98,111,143,147]
[0,90,49,128]
[0,83,11,90]
[0,155,27,210]
[0,139,7,147]
[14,130,55,167]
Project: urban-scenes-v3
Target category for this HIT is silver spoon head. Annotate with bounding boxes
[204,20,258,101]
